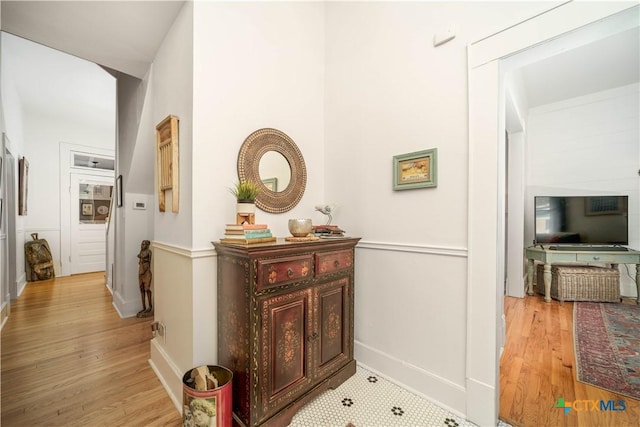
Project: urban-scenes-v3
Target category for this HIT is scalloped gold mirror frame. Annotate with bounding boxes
[237,128,307,213]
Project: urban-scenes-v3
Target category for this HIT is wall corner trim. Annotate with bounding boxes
[149,339,183,414]
[151,241,216,259]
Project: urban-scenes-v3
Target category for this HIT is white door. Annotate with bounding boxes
[70,174,113,275]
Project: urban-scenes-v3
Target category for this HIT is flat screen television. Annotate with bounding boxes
[534,195,629,246]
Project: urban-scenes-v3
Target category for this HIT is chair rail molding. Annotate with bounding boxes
[357,240,467,258]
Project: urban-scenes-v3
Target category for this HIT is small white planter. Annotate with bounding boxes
[236,202,256,215]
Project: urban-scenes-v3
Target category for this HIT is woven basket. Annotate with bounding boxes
[535,264,620,303]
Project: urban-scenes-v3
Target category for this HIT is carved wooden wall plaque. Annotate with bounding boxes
[155,115,179,212]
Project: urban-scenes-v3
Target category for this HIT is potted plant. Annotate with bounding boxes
[229,180,260,224]
[229,180,260,203]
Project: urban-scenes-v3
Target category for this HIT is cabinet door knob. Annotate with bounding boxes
[593,256,600,260]
[287,268,294,278]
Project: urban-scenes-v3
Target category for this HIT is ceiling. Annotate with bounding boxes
[518,26,640,109]
[1,1,184,132]
[2,32,118,129]
[1,1,185,79]
[1,1,638,130]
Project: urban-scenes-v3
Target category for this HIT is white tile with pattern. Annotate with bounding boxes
[289,366,511,427]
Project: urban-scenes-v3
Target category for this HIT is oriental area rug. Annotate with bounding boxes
[574,302,640,400]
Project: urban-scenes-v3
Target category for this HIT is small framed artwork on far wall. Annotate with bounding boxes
[116,175,123,207]
[18,156,29,215]
[393,148,437,191]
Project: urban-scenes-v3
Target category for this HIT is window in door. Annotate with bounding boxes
[78,183,112,224]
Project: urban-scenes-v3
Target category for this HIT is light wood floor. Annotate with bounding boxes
[1,273,182,426]
[5,273,640,426]
[500,293,640,427]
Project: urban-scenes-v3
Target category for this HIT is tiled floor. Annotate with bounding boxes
[290,366,510,427]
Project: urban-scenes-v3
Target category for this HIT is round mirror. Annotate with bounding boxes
[258,151,291,193]
[237,128,306,213]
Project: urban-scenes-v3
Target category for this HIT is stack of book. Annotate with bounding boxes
[312,225,346,239]
[220,224,277,245]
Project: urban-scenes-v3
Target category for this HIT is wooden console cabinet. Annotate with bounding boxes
[213,238,360,427]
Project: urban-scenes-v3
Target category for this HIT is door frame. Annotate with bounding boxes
[466,3,636,425]
[2,134,18,302]
[5,149,17,301]
[60,142,114,277]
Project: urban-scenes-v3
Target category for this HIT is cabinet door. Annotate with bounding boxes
[258,288,313,422]
[313,276,352,379]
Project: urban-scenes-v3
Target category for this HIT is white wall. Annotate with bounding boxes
[23,111,114,274]
[192,1,326,244]
[0,33,25,148]
[148,1,196,407]
[152,2,193,249]
[114,72,152,194]
[0,0,4,327]
[504,74,528,298]
[1,32,116,284]
[506,131,526,297]
[190,0,325,371]
[1,25,7,324]
[148,0,566,418]
[111,67,156,317]
[151,0,328,409]
[323,1,558,417]
[2,33,28,296]
[526,83,640,296]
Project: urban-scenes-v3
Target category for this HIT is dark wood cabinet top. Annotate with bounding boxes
[212,237,361,258]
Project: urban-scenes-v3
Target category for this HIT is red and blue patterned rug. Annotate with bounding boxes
[574,302,640,400]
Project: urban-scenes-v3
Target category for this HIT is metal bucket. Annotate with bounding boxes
[182,365,233,427]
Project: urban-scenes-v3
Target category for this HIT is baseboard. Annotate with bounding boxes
[354,340,466,418]
[112,289,141,318]
[465,377,497,426]
[17,273,27,297]
[149,338,183,414]
[0,300,10,331]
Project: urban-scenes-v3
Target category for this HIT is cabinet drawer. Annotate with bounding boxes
[576,254,638,263]
[257,255,313,290]
[315,249,353,277]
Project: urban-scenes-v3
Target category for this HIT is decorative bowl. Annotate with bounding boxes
[288,219,313,237]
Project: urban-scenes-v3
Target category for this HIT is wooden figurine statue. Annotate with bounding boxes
[137,240,153,318]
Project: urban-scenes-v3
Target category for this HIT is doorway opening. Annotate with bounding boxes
[467,3,639,425]
[70,174,113,275]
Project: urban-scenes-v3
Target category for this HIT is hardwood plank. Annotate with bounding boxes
[500,294,640,426]
[1,273,182,426]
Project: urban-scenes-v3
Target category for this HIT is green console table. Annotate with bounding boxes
[525,246,640,303]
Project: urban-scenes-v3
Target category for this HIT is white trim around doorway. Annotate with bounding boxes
[60,142,114,277]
